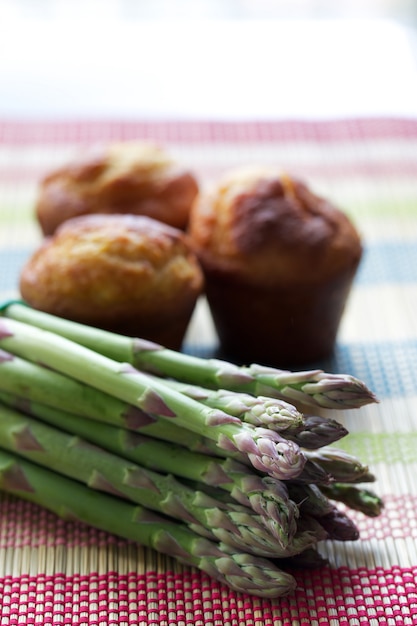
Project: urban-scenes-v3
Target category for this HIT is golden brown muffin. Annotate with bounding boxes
[188,167,363,366]
[35,142,199,236]
[20,214,204,349]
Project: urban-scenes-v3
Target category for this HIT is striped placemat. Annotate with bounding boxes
[1,118,417,625]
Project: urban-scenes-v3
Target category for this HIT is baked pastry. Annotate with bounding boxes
[19,214,204,349]
[35,142,199,236]
[188,167,363,366]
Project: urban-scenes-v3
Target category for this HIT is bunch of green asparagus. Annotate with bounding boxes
[0,301,382,598]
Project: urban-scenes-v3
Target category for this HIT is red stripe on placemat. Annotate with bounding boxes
[1,118,417,145]
[0,567,416,625]
[0,496,130,550]
[2,159,417,186]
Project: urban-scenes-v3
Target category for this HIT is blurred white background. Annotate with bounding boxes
[1,0,417,120]
[1,0,416,23]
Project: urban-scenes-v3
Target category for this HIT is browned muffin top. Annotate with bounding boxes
[189,167,362,287]
[20,214,204,323]
[36,142,199,235]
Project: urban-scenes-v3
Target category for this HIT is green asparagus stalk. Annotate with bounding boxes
[1,302,377,410]
[0,318,307,482]
[159,378,306,433]
[286,482,360,541]
[0,402,302,557]
[176,477,329,551]
[4,390,357,547]
[0,448,297,598]
[304,448,375,483]
[0,349,213,453]
[0,390,299,542]
[313,509,360,542]
[0,352,329,485]
[287,482,334,517]
[289,415,349,449]
[321,483,384,517]
[159,378,349,448]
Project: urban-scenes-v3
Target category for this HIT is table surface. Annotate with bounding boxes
[1,7,417,626]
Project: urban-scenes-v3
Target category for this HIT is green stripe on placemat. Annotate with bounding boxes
[334,194,417,219]
[0,201,33,219]
[336,432,417,464]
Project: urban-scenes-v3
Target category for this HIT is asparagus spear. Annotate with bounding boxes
[0,448,297,598]
[0,392,364,546]
[1,303,377,410]
[158,378,349,448]
[289,415,349,449]
[321,483,384,517]
[314,508,360,542]
[304,448,375,484]
[0,349,214,454]
[158,378,306,433]
[286,482,360,541]
[0,390,299,543]
[0,402,299,557]
[0,352,329,485]
[0,318,306,482]
[176,478,330,550]
[287,482,334,517]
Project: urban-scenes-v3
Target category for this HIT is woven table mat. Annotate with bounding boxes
[1,118,417,625]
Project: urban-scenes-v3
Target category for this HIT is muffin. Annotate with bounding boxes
[19,214,204,349]
[188,167,363,367]
[35,142,199,236]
